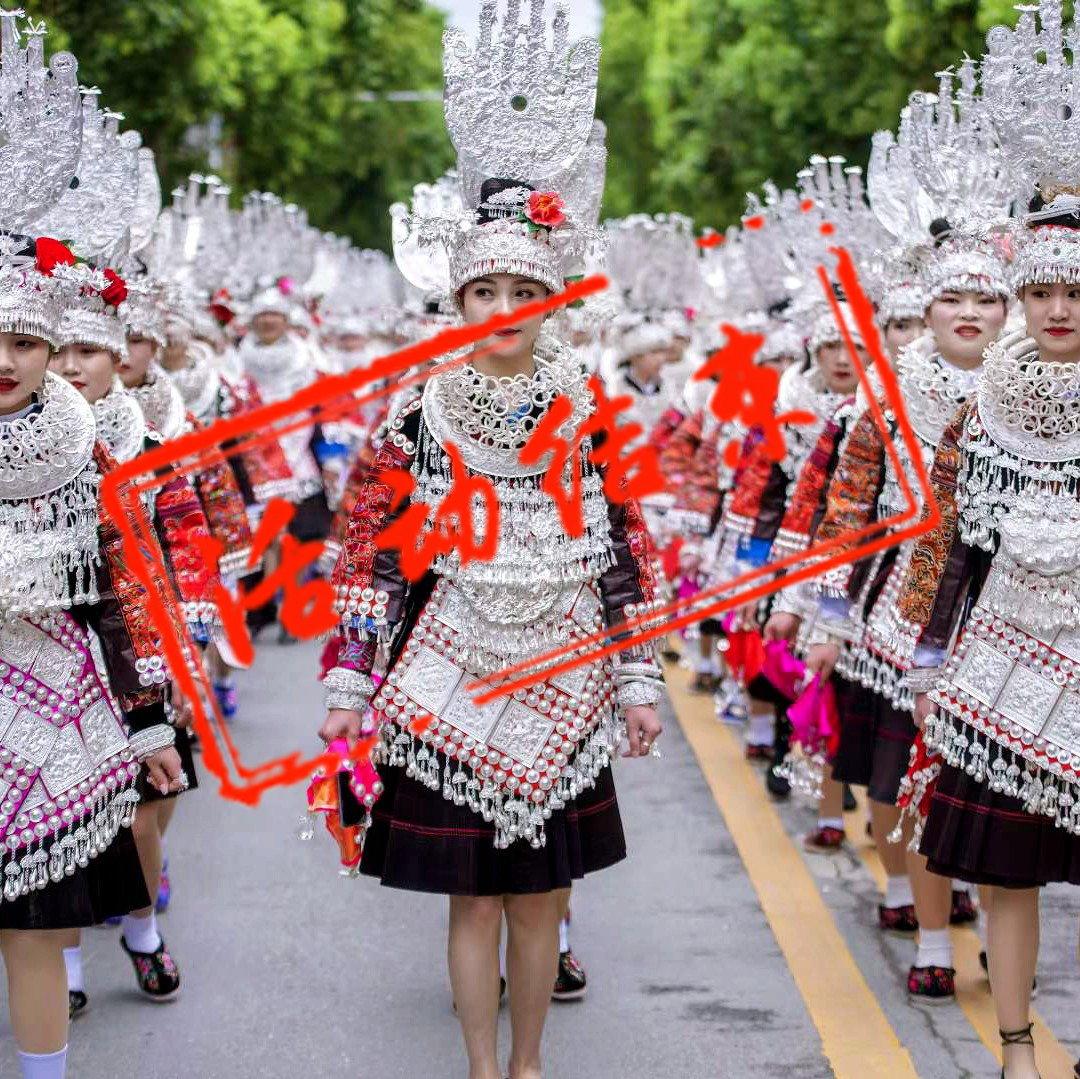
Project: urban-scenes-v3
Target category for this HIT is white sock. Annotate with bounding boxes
[62,947,83,993]
[19,1047,67,1079]
[746,711,774,747]
[915,927,953,969]
[884,875,914,909]
[694,653,711,674]
[976,911,988,947]
[122,912,161,954]
[558,916,570,953]
[818,817,844,831]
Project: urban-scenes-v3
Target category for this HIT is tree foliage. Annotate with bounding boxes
[34,0,455,249]
[597,0,1046,231]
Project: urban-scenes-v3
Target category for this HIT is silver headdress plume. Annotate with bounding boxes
[980,0,1080,286]
[35,87,141,262]
[394,0,605,301]
[795,154,891,293]
[0,11,83,344]
[0,11,81,231]
[445,0,599,206]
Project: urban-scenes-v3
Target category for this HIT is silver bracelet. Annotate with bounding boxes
[902,667,941,693]
[614,661,663,682]
[617,680,663,708]
[128,724,177,761]
[324,666,375,713]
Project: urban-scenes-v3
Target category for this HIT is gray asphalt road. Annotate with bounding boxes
[1,639,1078,1078]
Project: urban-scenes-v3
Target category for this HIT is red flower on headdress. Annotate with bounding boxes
[277,276,296,296]
[526,191,566,229]
[35,237,75,277]
[210,288,236,326]
[101,268,127,308]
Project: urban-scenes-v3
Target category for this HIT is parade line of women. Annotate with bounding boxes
[1,1,1080,1078]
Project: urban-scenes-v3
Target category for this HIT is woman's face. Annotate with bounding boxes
[0,332,51,415]
[1023,282,1080,364]
[119,333,158,388]
[252,311,289,346]
[49,344,117,403]
[460,274,549,367]
[883,316,925,361]
[927,291,1007,368]
[815,339,868,394]
[628,348,667,385]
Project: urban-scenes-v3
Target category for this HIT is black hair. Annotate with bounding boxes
[928,217,953,246]
[1026,192,1080,229]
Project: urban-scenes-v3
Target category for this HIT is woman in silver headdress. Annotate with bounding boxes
[897,196,1080,1075]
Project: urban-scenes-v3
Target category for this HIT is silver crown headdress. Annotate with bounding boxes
[980,0,1080,287]
[795,154,892,296]
[0,12,83,344]
[395,0,604,301]
[35,87,141,262]
[605,212,703,325]
[117,274,166,346]
[56,261,128,358]
[868,60,1016,308]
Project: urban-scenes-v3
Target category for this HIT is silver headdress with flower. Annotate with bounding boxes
[394,0,605,302]
[56,261,128,358]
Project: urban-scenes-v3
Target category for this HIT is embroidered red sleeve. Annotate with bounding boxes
[896,404,966,628]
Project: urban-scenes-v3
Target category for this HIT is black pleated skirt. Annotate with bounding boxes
[288,491,332,543]
[830,683,915,804]
[922,761,1080,888]
[0,826,150,930]
[361,762,626,896]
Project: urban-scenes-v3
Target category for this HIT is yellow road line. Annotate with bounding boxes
[666,665,919,1079]
[845,789,1076,1078]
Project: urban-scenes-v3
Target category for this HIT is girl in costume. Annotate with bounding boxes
[318,8,663,1077]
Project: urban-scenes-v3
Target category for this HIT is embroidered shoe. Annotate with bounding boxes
[879,904,919,934]
[802,826,845,852]
[121,936,181,1001]
[689,672,718,694]
[949,888,977,925]
[213,680,238,719]
[744,743,772,762]
[156,859,171,914]
[552,950,587,1002]
[907,964,955,1003]
[68,990,88,1020]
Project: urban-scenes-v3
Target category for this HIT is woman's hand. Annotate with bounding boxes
[623,705,662,758]
[169,682,193,729]
[913,692,937,732]
[764,612,801,643]
[319,708,364,750]
[144,747,184,797]
[805,642,840,680]
[732,600,758,632]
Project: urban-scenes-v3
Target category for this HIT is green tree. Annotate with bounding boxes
[597,0,1034,231]
[34,0,455,249]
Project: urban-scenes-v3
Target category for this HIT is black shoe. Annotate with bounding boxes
[765,764,791,798]
[842,784,857,812]
[552,950,587,1001]
[277,624,298,645]
[660,647,680,662]
[120,936,181,1001]
[766,715,792,799]
[68,989,88,1020]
